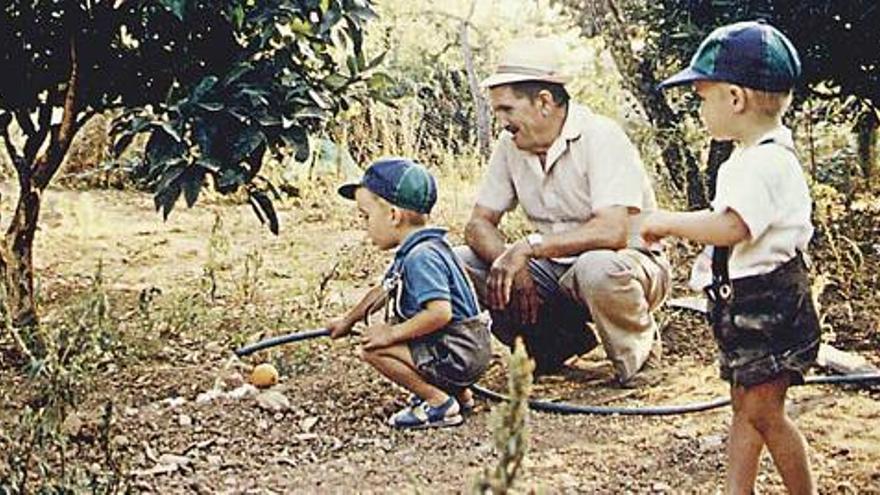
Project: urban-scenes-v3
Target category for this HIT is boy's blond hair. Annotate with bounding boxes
[373,192,429,226]
[744,88,793,119]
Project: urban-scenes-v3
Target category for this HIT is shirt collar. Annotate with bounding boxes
[541,104,587,173]
[750,125,795,150]
[395,226,448,260]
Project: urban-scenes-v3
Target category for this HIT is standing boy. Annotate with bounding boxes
[328,157,491,429]
[642,21,821,494]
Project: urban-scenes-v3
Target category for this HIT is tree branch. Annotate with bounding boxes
[23,103,52,167]
[33,36,81,190]
[14,109,36,138]
[2,120,29,186]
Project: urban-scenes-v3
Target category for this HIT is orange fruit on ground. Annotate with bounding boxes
[250,363,279,388]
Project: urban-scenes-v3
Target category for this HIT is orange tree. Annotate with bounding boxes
[0,0,380,328]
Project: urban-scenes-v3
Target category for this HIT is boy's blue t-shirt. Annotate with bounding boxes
[384,227,479,322]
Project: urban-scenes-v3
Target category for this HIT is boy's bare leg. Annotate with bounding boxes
[361,344,450,407]
[728,386,767,493]
[752,376,816,494]
[729,376,816,495]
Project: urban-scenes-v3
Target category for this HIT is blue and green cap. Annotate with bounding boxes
[338,157,437,214]
[658,20,801,92]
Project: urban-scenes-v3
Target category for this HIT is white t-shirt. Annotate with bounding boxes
[690,126,814,289]
[475,104,658,260]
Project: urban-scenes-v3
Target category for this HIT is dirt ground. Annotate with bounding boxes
[1,185,879,493]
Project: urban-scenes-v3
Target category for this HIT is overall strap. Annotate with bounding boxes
[381,235,480,321]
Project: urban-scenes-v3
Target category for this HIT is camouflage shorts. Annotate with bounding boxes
[707,255,821,388]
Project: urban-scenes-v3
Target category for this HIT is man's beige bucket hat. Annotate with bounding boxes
[480,37,570,89]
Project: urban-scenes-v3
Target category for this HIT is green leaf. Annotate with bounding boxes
[160,0,187,21]
[294,106,325,120]
[364,51,386,71]
[192,76,219,102]
[196,102,224,112]
[319,8,342,35]
[145,129,185,167]
[216,166,245,194]
[182,166,207,207]
[230,4,244,29]
[154,165,186,220]
[225,63,253,86]
[289,18,313,36]
[231,128,266,162]
[323,73,349,90]
[367,72,394,92]
[248,190,279,234]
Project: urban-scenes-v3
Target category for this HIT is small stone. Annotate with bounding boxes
[652,481,671,492]
[62,414,84,436]
[112,435,130,449]
[226,384,257,400]
[196,389,224,404]
[673,428,694,439]
[300,416,319,432]
[163,397,187,408]
[699,434,725,451]
[255,390,290,412]
[157,453,192,467]
[178,414,193,427]
[204,341,223,354]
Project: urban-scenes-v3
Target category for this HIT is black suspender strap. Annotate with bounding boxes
[709,245,732,302]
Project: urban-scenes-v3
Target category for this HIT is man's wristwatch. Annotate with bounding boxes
[525,233,544,254]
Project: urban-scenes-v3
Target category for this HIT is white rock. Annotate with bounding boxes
[163,397,187,408]
[178,414,193,427]
[204,341,223,354]
[157,453,192,467]
[652,481,672,492]
[226,384,258,400]
[196,389,224,404]
[256,390,290,412]
[300,416,319,432]
[699,434,725,451]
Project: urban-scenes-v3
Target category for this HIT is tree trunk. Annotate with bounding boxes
[855,107,878,180]
[459,3,491,160]
[0,187,41,327]
[705,140,734,199]
[0,37,80,329]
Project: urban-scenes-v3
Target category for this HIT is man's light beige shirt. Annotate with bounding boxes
[476,104,658,254]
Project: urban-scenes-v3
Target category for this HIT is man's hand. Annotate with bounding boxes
[510,267,541,325]
[361,322,396,350]
[326,317,354,339]
[488,240,541,323]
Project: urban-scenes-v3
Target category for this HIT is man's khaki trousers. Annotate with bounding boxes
[455,247,671,381]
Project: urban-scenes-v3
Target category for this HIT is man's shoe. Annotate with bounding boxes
[643,333,663,370]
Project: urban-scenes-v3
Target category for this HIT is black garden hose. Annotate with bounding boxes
[234,329,880,416]
[472,372,880,416]
[235,328,332,357]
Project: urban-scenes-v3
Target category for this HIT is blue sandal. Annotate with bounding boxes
[407,391,475,413]
[389,397,463,429]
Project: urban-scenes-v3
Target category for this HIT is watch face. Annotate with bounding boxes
[527,233,543,247]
